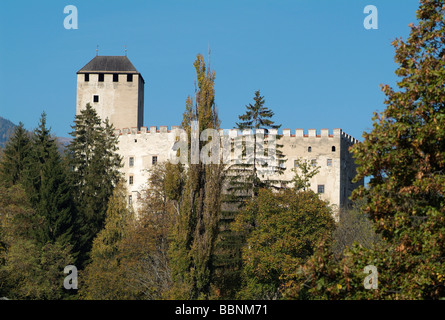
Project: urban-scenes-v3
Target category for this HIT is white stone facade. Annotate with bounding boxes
[113,126,363,212]
[76,56,363,212]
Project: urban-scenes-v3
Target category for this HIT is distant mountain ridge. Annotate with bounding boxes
[0,116,72,151]
[0,116,17,149]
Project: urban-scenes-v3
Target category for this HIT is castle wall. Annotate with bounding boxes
[339,131,363,208]
[114,127,363,213]
[279,128,342,208]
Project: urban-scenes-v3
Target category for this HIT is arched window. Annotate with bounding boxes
[332,146,336,152]
[308,146,312,152]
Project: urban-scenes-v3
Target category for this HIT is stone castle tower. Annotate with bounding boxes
[76,55,363,212]
[76,55,144,130]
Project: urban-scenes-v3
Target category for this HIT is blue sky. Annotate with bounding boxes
[0,0,421,140]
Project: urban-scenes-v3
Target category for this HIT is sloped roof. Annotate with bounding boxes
[77,56,139,74]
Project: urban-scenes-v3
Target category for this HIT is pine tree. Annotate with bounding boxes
[22,113,74,247]
[0,122,31,187]
[67,104,123,268]
[169,54,224,299]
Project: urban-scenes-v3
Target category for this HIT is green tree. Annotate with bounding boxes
[0,185,74,300]
[169,53,225,299]
[331,202,381,259]
[232,188,335,299]
[0,122,31,187]
[350,0,445,299]
[214,91,286,298]
[118,162,174,300]
[227,90,285,201]
[81,182,133,299]
[23,113,75,247]
[289,0,445,300]
[290,158,321,191]
[67,104,123,268]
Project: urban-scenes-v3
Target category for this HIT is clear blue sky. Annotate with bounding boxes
[0,0,421,140]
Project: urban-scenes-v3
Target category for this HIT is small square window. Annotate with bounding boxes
[93,95,99,103]
[113,74,119,82]
[129,175,134,185]
[98,74,104,82]
[152,156,158,165]
[129,157,134,167]
[327,159,333,167]
[318,185,325,194]
[84,73,89,82]
[127,74,133,82]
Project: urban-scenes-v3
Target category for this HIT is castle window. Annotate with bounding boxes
[294,160,299,168]
[128,195,133,205]
[127,74,133,82]
[84,73,89,82]
[129,175,134,185]
[98,73,104,82]
[152,156,158,165]
[311,159,317,167]
[113,74,119,82]
[129,157,134,167]
[332,146,336,152]
[93,95,99,103]
[327,159,333,167]
[308,146,312,152]
[318,185,325,194]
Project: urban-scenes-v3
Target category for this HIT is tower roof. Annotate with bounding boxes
[77,56,140,74]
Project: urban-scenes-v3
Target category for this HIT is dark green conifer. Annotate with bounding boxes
[0,122,31,187]
[67,104,122,268]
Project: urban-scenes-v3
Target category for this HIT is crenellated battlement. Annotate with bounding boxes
[340,131,359,144]
[113,126,359,144]
[114,126,182,136]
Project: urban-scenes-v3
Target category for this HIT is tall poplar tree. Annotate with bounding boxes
[169,54,224,299]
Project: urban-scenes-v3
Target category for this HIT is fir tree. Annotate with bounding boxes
[215,91,285,298]
[0,122,31,187]
[22,113,74,247]
[227,90,285,202]
[67,104,123,268]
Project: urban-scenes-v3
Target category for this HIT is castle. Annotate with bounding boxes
[76,55,363,212]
